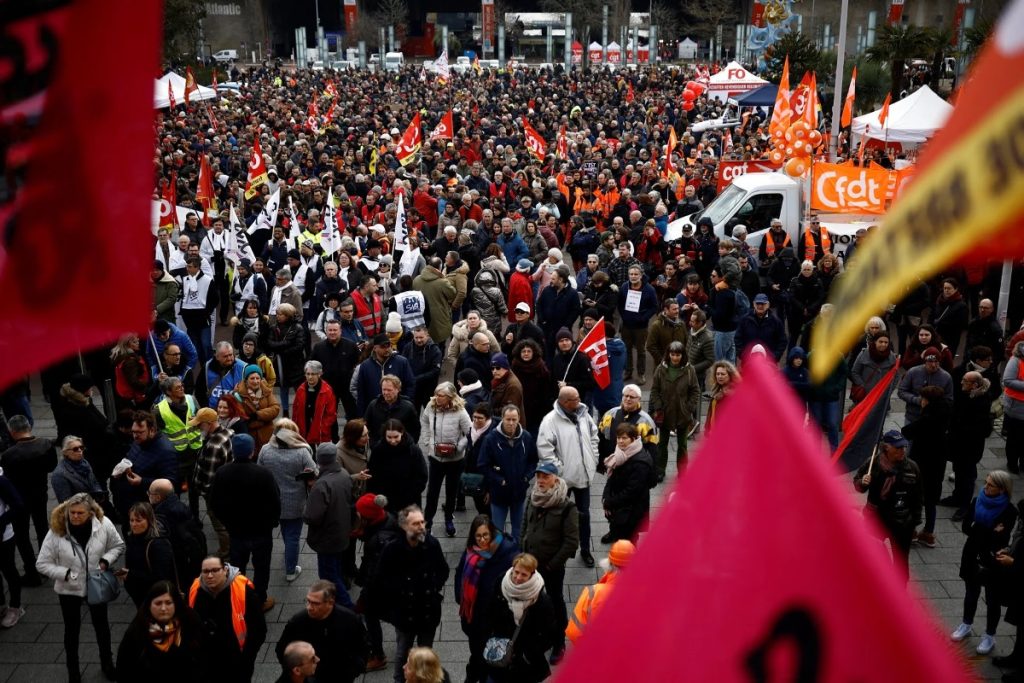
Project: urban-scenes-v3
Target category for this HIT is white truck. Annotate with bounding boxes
[664,172,879,261]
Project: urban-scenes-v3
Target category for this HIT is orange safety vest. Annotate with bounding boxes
[763,230,792,257]
[352,290,383,337]
[804,226,831,261]
[565,572,619,643]
[189,574,253,650]
[1005,361,1024,402]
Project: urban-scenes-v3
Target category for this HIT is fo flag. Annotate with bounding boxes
[249,187,280,234]
[430,110,454,142]
[521,120,547,162]
[225,205,255,267]
[320,187,341,257]
[245,135,269,199]
[396,113,423,167]
[0,0,158,391]
[394,191,410,251]
[832,358,901,472]
[577,318,611,389]
[553,355,972,683]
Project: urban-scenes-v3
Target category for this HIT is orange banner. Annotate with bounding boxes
[811,162,889,214]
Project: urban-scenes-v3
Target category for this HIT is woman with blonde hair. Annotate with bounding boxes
[403,646,451,683]
[110,333,150,410]
[421,382,472,538]
[36,493,125,683]
[704,360,740,433]
[256,418,316,582]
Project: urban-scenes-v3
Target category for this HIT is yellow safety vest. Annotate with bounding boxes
[157,396,203,452]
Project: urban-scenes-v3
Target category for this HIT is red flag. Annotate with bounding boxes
[159,172,179,230]
[878,92,892,127]
[556,125,569,160]
[521,120,548,162]
[211,69,218,90]
[832,358,901,472]
[429,110,454,142]
[841,66,857,127]
[552,356,973,683]
[0,0,158,391]
[625,82,635,103]
[396,112,423,167]
[168,80,177,111]
[245,136,269,200]
[184,66,199,106]
[577,318,611,389]
[195,155,216,226]
[305,94,320,132]
[663,126,678,178]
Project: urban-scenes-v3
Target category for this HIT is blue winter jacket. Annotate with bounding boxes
[477,424,538,507]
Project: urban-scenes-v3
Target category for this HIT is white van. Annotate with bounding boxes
[384,51,405,71]
[212,49,238,63]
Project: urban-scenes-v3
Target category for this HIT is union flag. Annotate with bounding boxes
[768,56,791,139]
[429,110,454,142]
[396,112,423,167]
[245,135,269,200]
[521,119,547,162]
[195,154,217,226]
[578,317,611,389]
[556,125,568,160]
[184,66,199,106]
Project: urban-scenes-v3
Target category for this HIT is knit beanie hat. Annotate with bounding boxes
[243,364,262,380]
[555,327,573,342]
[231,434,255,461]
[385,312,403,334]
[69,373,94,393]
[356,494,388,523]
[516,258,533,273]
[315,443,336,466]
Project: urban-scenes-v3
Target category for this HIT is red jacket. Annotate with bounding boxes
[291,381,338,446]
[507,271,535,323]
[413,190,439,227]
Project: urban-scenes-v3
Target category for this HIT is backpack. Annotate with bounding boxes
[170,516,207,588]
[732,289,751,323]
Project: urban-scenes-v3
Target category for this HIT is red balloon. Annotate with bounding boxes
[682,89,696,102]
[682,100,695,111]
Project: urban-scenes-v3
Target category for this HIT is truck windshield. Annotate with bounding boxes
[695,183,747,226]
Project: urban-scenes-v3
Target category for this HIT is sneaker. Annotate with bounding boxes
[918,532,937,548]
[580,550,595,568]
[978,634,997,655]
[951,623,973,641]
[600,532,614,544]
[445,519,456,537]
[261,597,276,612]
[364,656,387,672]
[0,607,24,628]
[285,566,302,582]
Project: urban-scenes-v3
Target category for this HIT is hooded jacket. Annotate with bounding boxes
[153,270,180,323]
[413,267,457,343]
[36,503,125,597]
[304,460,353,554]
[536,401,600,489]
[366,434,428,513]
[470,271,508,331]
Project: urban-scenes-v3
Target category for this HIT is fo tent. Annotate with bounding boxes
[707,62,768,102]
[851,85,953,144]
[732,83,778,107]
[154,71,217,110]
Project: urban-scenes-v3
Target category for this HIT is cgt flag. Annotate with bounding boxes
[159,172,179,230]
[244,135,269,199]
[578,318,611,389]
[396,112,423,167]
[552,355,972,683]
[521,119,548,162]
[556,125,569,160]
[0,0,159,391]
[811,0,1024,380]
[429,110,454,142]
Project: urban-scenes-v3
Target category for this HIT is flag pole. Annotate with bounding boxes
[149,332,165,375]
[828,0,850,162]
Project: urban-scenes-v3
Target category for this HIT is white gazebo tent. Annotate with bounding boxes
[154,72,217,110]
[677,38,698,60]
[706,61,768,101]
[851,85,953,144]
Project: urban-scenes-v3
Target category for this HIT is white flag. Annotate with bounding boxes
[226,204,256,267]
[399,247,421,278]
[248,187,280,234]
[394,191,409,251]
[320,187,341,257]
[434,49,450,82]
[287,195,303,243]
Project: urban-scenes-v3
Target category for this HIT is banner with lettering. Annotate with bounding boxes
[810,162,889,215]
[716,160,783,193]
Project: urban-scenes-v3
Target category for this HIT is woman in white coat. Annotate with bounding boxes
[36,493,125,683]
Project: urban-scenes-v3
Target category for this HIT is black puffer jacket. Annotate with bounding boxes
[367,435,427,513]
[373,535,449,632]
[265,318,307,386]
[602,450,655,542]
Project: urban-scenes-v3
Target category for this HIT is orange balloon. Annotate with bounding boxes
[785,157,808,177]
[769,149,785,164]
[784,129,795,143]
[793,127,808,140]
[772,128,785,139]
[808,130,823,146]
[793,120,811,133]
[785,145,796,157]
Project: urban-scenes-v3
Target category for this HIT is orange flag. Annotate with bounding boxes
[184,66,199,106]
[521,119,548,161]
[841,66,857,127]
[167,80,176,111]
[805,71,819,130]
[552,355,974,683]
[195,154,217,226]
[663,126,678,178]
[429,110,454,142]
[768,56,791,138]
[879,92,892,128]
[396,112,423,167]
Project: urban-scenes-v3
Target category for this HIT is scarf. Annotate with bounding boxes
[974,490,1010,529]
[531,475,569,508]
[149,618,182,653]
[270,428,312,452]
[240,315,261,335]
[500,567,545,625]
[459,533,504,621]
[470,422,491,445]
[603,437,644,473]
[63,456,94,481]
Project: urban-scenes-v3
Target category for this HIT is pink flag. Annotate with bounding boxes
[553,355,972,683]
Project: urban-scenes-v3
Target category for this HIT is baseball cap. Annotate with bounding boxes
[515,302,531,314]
[881,429,909,448]
[187,407,219,427]
[753,293,770,304]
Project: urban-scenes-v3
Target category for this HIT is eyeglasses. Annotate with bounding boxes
[67,445,84,452]
[623,394,641,400]
[200,567,224,575]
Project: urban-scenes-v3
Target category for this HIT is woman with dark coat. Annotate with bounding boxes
[901,385,952,548]
[950,471,1017,657]
[601,423,655,543]
[454,515,519,683]
[115,581,204,682]
[579,270,618,325]
[485,553,559,683]
[849,332,898,404]
[367,419,428,514]
[934,277,970,354]
[264,302,307,417]
[465,403,497,516]
[903,324,955,372]
[121,502,178,606]
[510,339,555,436]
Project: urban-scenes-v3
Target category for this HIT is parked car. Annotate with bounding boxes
[212,49,238,63]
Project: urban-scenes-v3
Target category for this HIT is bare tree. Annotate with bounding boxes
[684,0,738,42]
[374,0,409,42]
[539,0,604,38]
[650,1,682,42]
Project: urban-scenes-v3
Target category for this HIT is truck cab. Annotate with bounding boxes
[384,51,405,71]
[665,172,877,260]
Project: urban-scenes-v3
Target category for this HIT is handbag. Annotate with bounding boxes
[460,472,485,498]
[87,568,121,605]
[849,384,867,403]
[484,620,523,669]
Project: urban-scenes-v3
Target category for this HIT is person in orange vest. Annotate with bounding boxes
[565,540,636,645]
[188,555,267,683]
[757,218,792,276]
[802,216,833,264]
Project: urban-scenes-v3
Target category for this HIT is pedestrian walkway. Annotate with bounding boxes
[0,384,1011,681]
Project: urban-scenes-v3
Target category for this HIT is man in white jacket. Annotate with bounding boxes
[536,386,599,567]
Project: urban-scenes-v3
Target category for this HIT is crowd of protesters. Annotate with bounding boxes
[2,57,1024,682]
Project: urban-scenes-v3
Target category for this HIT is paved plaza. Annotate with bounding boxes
[0,379,1013,682]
